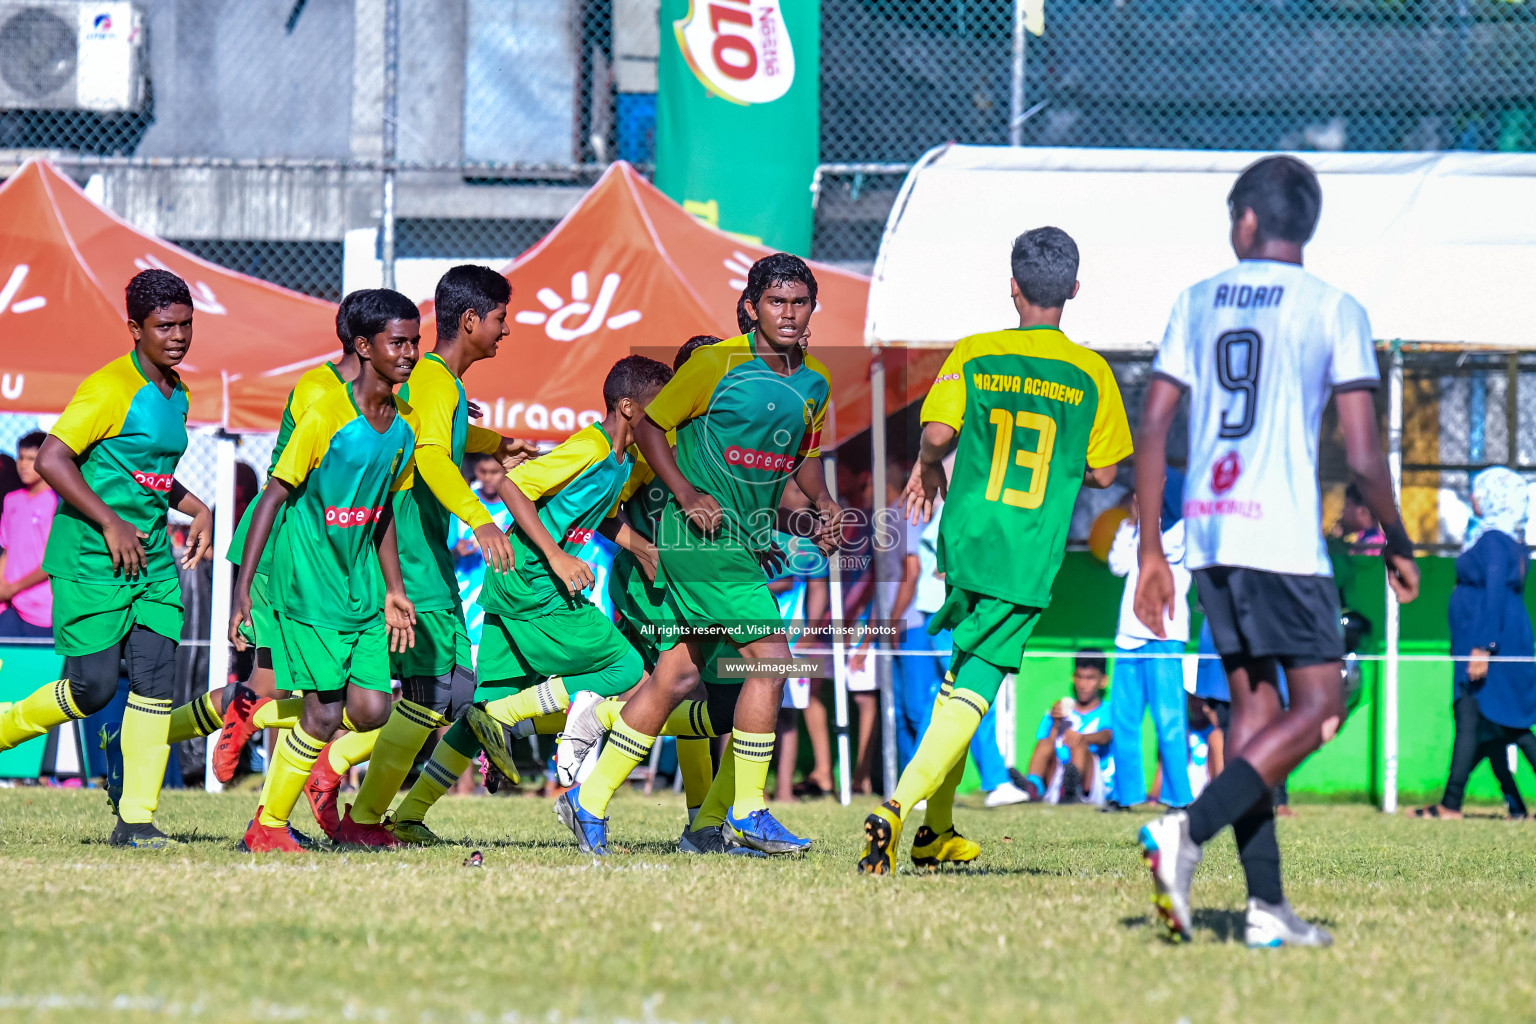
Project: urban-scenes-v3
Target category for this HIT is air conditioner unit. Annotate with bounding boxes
[0,1,147,113]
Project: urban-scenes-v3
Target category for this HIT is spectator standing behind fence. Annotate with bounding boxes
[1410,466,1536,820]
[1105,475,1192,811]
[0,432,56,639]
[449,453,514,647]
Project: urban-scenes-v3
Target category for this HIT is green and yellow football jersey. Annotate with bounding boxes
[43,351,190,584]
[922,327,1133,608]
[228,361,346,572]
[267,384,418,632]
[393,352,504,611]
[644,333,830,548]
[481,421,631,619]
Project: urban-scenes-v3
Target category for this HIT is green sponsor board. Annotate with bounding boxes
[655,0,820,254]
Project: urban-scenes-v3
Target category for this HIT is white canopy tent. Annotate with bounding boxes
[862,145,1536,812]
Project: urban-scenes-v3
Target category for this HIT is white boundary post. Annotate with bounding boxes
[205,433,237,793]
[869,349,899,796]
[823,404,853,805]
[1383,344,1403,814]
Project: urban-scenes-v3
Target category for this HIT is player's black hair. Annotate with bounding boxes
[1073,649,1108,676]
[346,288,420,346]
[735,294,753,334]
[1228,155,1322,245]
[16,431,45,452]
[335,289,371,355]
[125,269,193,324]
[673,335,722,370]
[604,355,674,412]
[435,265,511,340]
[1010,227,1079,309]
[741,253,818,317]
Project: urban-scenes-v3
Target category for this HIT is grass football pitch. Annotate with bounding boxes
[1,787,1532,1023]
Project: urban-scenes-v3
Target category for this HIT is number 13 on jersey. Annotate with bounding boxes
[986,408,1057,508]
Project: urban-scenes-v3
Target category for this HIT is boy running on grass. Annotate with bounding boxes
[0,269,212,849]
[168,291,366,799]
[557,253,842,858]
[386,356,672,843]
[858,227,1132,874]
[1135,156,1418,946]
[317,266,532,844]
[230,289,422,854]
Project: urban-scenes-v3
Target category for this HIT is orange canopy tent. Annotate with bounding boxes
[402,161,939,446]
[0,159,340,429]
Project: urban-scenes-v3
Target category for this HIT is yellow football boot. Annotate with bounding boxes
[857,800,903,875]
[909,825,980,869]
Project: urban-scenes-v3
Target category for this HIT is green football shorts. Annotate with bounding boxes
[654,502,784,646]
[51,577,183,657]
[474,606,642,700]
[928,585,1042,675]
[392,606,471,678]
[277,616,392,693]
[608,549,682,671]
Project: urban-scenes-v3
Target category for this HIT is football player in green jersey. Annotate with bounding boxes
[338,266,534,841]
[563,254,842,858]
[0,270,212,849]
[230,289,424,853]
[858,227,1133,874]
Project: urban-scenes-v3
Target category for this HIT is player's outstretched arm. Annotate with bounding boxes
[496,476,594,596]
[415,441,515,574]
[599,516,659,581]
[1132,378,1181,637]
[1337,389,1419,603]
[169,479,213,569]
[905,422,955,525]
[228,479,292,649]
[377,507,417,653]
[36,435,150,579]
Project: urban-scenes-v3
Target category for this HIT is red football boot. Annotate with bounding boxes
[333,806,399,848]
[212,685,267,784]
[240,808,308,853]
[304,745,344,839]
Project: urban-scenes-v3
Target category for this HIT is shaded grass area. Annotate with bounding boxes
[1,789,1533,1023]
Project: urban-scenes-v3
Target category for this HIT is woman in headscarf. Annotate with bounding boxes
[1409,466,1536,819]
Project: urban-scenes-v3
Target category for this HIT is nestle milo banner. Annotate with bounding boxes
[655,0,820,255]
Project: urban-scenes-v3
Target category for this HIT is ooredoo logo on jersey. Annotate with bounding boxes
[132,471,173,492]
[675,0,796,105]
[325,505,383,528]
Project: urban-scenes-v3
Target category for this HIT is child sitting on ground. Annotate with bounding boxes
[1019,651,1114,804]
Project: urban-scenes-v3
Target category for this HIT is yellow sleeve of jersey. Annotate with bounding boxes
[271,404,335,489]
[407,360,459,451]
[50,364,136,455]
[1086,360,1135,469]
[799,358,833,457]
[466,425,502,455]
[919,342,969,431]
[415,447,490,529]
[390,400,420,493]
[619,447,656,503]
[391,455,416,493]
[511,429,606,501]
[644,346,726,431]
[289,365,341,422]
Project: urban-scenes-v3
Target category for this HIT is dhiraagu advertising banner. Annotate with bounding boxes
[655,0,820,255]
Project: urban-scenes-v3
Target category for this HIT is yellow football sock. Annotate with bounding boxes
[661,699,714,738]
[327,725,378,774]
[351,700,441,824]
[253,697,304,731]
[118,694,173,824]
[922,747,969,835]
[729,730,775,816]
[0,680,81,750]
[484,678,569,727]
[258,725,324,827]
[677,737,713,816]
[595,698,624,731]
[892,688,988,821]
[531,711,567,735]
[692,737,734,828]
[576,716,654,818]
[167,691,221,744]
[394,719,478,822]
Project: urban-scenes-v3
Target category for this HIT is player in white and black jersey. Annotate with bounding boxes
[1132,156,1419,948]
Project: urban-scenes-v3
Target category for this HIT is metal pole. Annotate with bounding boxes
[379,0,399,289]
[1009,0,1028,146]
[1507,351,1519,464]
[823,404,853,805]
[204,433,237,793]
[1383,345,1403,814]
[869,348,898,796]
